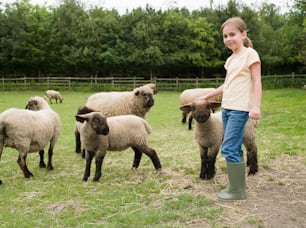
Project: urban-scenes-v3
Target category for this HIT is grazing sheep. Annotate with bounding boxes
[75,85,155,154]
[179,88,222,130]
[75,110,162,182]
[0,96,61,181]
[45,90,64,104]
[180,100,258,180]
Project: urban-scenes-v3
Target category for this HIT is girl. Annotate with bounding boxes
[197,17,262,200]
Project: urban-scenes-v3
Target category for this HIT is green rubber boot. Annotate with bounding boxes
[218,162,246,200]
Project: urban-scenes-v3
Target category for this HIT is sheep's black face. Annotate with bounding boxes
[192,102,211,123]
[91,115,109,135]
[194,110,210,123]
[146,94,154,108]
[25,100,39,110]
[135,90,154,108]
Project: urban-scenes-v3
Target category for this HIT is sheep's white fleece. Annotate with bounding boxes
[0,97,61,156]
[80,114,152,153]
[85,85,154,118]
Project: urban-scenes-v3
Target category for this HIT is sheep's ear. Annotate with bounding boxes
[209,101,221,110]
[180,104,192,112]
[75,115,88,123]
[134,89,140,96]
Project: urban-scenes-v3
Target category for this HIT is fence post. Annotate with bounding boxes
[196,77,199,87]
[291,72,295,87]
[24,76,27,89]
[2,77,4,90]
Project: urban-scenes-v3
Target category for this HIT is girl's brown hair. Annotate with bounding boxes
[221,17,253,48]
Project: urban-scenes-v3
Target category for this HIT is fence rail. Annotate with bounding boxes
[1,74,305,91]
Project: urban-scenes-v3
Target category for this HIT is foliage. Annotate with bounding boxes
[0,0,305,77]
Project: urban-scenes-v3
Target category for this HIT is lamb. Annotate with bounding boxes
[0,96,61,181]
[180,100,258,180]
[75,109,162,182]
[75,85,155,154]
[179,88,222,130]
[45,90,64,104]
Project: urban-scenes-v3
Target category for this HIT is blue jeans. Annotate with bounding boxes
[221,108,249,163]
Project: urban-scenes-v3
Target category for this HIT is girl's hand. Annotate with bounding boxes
[249,106,261,120]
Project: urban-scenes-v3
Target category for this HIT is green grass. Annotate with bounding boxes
[0,88,305,227]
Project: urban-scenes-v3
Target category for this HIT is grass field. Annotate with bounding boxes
[0,88,305,227]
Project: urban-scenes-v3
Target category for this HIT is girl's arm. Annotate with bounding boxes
[195,84,224,101]
[249,62,262,120]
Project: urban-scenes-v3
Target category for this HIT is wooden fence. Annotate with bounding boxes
[1,73,305,91]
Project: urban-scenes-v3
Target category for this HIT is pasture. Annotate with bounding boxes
[0,88,305,227]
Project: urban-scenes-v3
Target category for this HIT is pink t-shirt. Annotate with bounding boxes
[222,47,260,112]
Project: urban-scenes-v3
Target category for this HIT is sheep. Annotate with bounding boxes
[179,88,222,130]
[180,100,258,180]
[45,90,64,104]
[75,109,162,182]
[0,96,61,180]
[74,85,155,154]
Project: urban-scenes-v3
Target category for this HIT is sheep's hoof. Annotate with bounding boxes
[92,177,100,182]
[82,177,88,182]
[39,162,46,168]
[24,173,34,178]
[47,165,54,170]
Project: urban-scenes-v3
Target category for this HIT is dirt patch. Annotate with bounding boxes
[161,154,306,227]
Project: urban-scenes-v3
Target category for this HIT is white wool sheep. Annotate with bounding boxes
[179,88,222,130]
[45,90,64,104]
[86,85,154,118]
[75,110,162,182]
[180,100,258,180]
[0,96,61,181]
[74,85,155,154]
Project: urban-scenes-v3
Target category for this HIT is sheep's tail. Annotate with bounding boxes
[143,120,152,135]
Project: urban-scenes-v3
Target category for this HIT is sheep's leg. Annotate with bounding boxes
[17,153,33,178]
[206,149,218,180]
[139,145,162,170]
[93,152,105,182]
[244,141,258,175]
[188,115,193,130]
[0,141,4,160]
[199,146,209,179]
[47,145,54,170]
[83,151,94,181]
[39,150,46,168]
[182,111,188,123]
[75,131,81,154]
[246,146,258,175]
[81,149,86,159]
[131,147,143,169]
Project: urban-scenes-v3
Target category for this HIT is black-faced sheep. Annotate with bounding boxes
[45,90,64,104]
[74,85,155,154]
[0,96,61,181]
[180,100,258,180]
[75,110,162,182]
[179,88,222,130]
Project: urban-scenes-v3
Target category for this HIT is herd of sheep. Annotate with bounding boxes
[0,83,259,185]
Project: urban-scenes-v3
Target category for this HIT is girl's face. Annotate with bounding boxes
[222,24,246,53]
